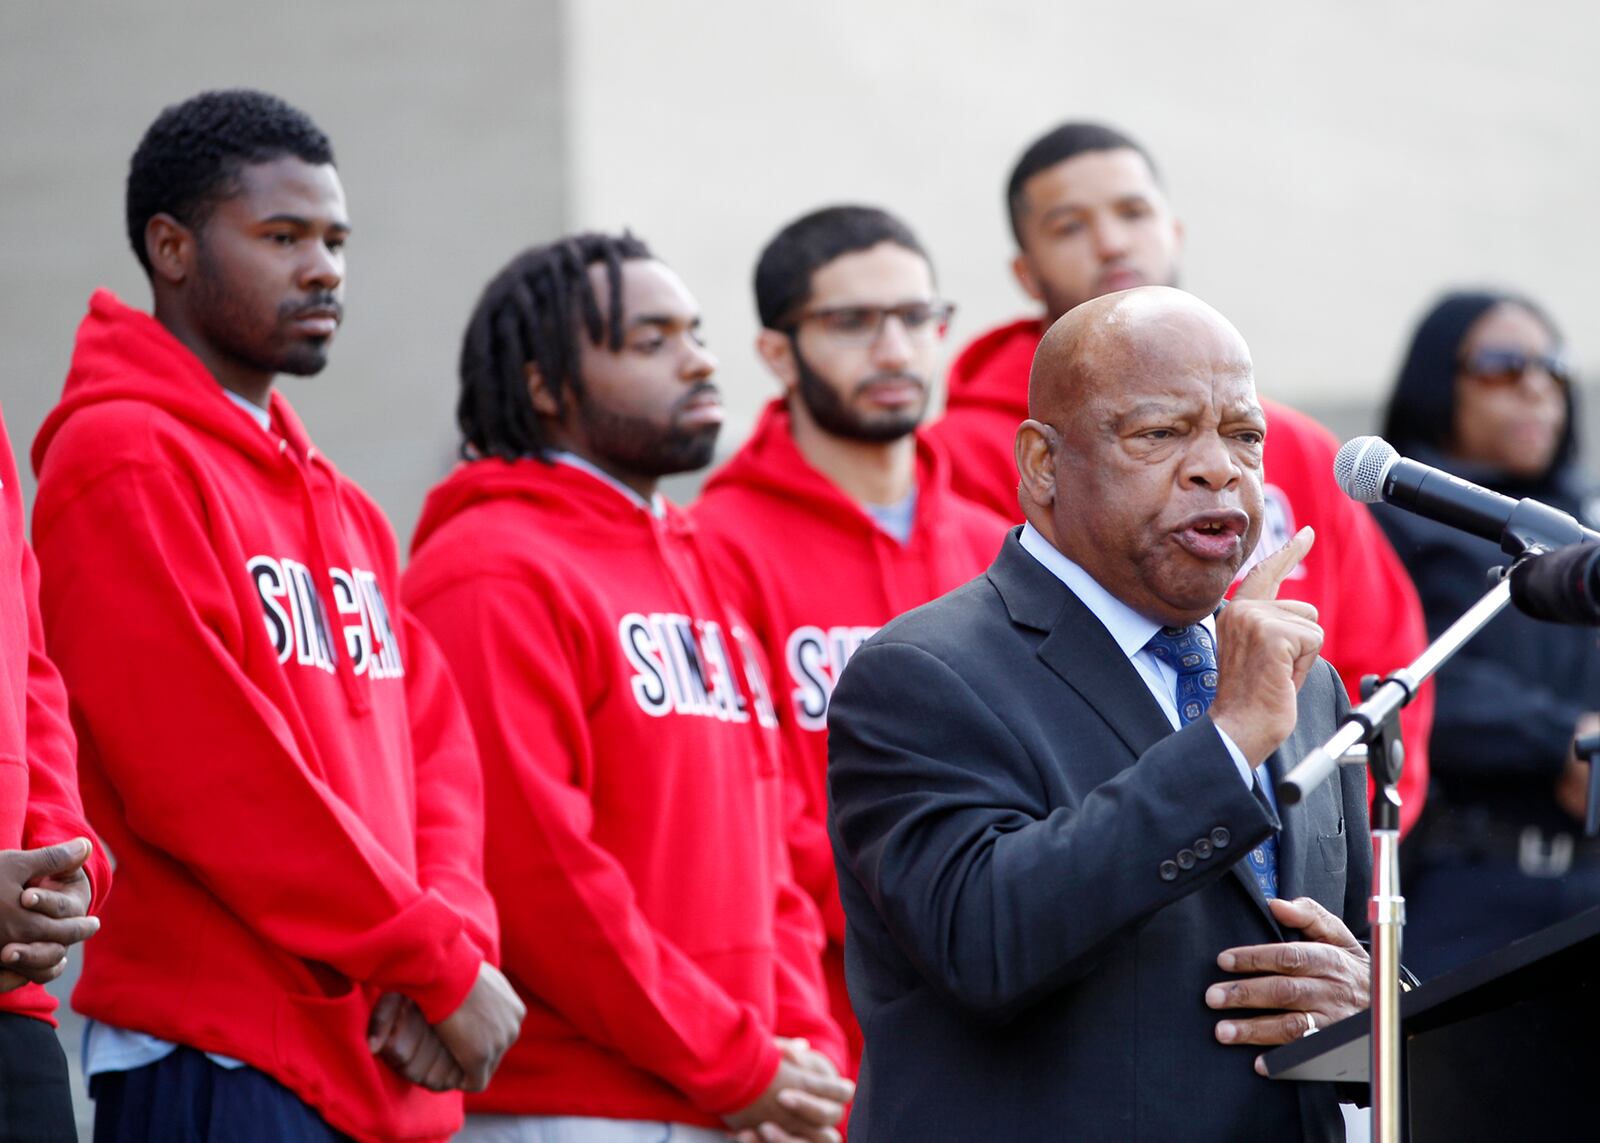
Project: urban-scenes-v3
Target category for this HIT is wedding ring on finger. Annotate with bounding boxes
[1302,1013,1319,1038]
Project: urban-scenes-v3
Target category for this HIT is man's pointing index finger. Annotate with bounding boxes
[1233,526,1315,603]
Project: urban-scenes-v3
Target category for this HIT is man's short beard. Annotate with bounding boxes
[272,338,333,377]
[192,240,332,378]
[578,389,720,479]
[793,345,924,444]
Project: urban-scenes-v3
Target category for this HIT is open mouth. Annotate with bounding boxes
[1173,511,1249,561]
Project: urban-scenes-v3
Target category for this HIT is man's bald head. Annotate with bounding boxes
[1026,287,1252,434]
[1013,286,1266,626]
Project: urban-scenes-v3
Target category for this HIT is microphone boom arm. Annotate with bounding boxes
[1276,568,1514,1143]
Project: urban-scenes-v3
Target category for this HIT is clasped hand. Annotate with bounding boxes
[0,837,99,991]
[725,1036,856,1143]
[368,961,525,1092]
[1205,896,1370,1075]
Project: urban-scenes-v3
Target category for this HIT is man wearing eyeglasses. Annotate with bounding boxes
[692,206,1007,1070]
[928,121,1435,838]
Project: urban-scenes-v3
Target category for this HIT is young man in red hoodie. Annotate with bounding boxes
[31,90,523,1143]
[691,206,1007,1068]
[403,233,853,1143]
[927,122,1434,834]
[0,404,112,1142]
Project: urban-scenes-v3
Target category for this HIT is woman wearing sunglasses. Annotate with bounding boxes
[1373,290,1600,979]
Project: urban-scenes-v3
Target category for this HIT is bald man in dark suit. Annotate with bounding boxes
[827,287,1371,1142]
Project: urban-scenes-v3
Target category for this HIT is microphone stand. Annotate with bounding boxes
[1279,573,1515,1143]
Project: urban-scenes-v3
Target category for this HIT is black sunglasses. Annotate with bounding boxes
[1458,346,1574,388]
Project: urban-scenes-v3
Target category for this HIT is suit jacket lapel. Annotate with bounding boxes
[989,532,1287,936]
[988,534,1174,777]
[1266,750,1310,905]
[1267,670,1350,914]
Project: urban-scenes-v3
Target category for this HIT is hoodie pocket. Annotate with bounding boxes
[274,978,463,1137]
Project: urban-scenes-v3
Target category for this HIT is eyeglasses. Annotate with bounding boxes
[784,301,955,345]
[1459,346,1574,389]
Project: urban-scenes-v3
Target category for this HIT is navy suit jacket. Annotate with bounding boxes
[827,531,1370,1142]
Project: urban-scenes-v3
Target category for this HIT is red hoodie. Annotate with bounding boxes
[31,291,496,1143]
[930,318,1433,833]
[403,457,842,1127]
[691,400,1008,1065]
[0,404,110,1028]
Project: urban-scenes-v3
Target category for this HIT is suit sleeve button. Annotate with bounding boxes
[1176,848,1197,870]
[1194,837,1213,859]
[1159,860,1179,882]
[1211,827,1232,848]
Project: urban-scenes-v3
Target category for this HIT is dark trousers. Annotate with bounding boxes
[90,1046,351,1143]
[0,1011,76,1143]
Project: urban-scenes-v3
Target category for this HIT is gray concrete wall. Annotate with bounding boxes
[2,0,568,547]
[566,0,1600,462]
[4,4,567,1134]
[7,2,1597,527]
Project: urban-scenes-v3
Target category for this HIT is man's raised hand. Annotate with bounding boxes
[1210,527,1324,766]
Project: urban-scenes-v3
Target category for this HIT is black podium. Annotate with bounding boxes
[1263,905,1600,1141]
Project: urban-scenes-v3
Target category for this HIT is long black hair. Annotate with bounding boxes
[1381,290,1578,480]
[457,232,653,461]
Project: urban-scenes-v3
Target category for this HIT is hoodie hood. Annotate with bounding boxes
[942,317,1042,417]
[697,399,1005,618]
[411,454,672,557]
[36,290,375,716]
[702,399,963,539]
[34,289,316,476]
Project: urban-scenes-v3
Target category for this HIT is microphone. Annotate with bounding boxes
[1509,542,1600,626]
[1333,436,1600,556]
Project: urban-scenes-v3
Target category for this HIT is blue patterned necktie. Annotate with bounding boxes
[1145,624,1278,899]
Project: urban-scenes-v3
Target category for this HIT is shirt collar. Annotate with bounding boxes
[221,387,272,432]
[1018,522,1216,656]
[549,451,666,518]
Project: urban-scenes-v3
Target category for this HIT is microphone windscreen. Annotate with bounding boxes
[1334,437,1399,504]
[1509,543,1600,626]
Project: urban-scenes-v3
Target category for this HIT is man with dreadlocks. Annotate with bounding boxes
[33,89,523,1143]
[404,232,854,1143]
